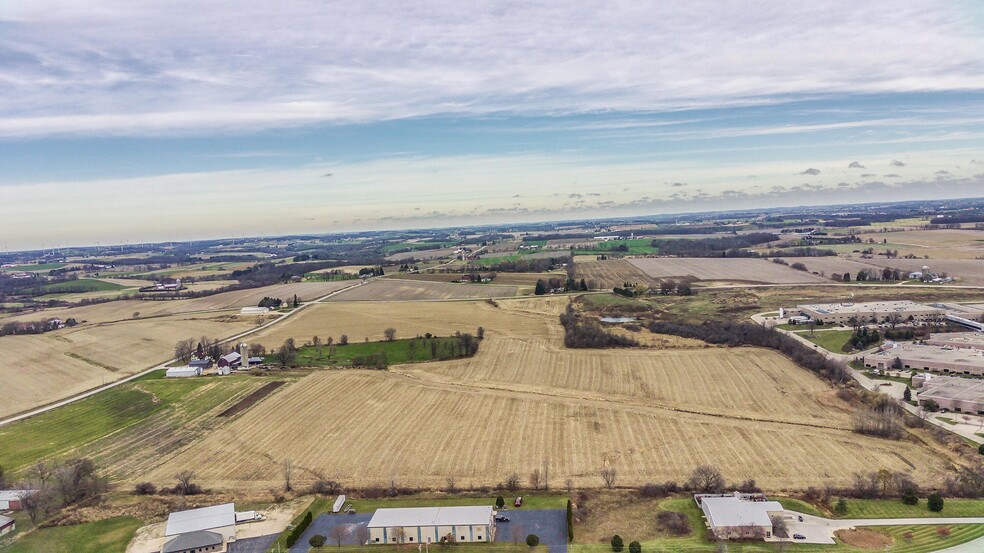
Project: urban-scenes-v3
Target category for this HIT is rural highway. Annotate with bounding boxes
[0,279,367,428]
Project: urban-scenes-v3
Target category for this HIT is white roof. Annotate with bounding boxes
[221,352,241,362]
[166,366,199,376]
[701,496,783,528]
[165,503,236,536]
[368,506,493,528]
[0,514,13,527]
[0,490,34,501]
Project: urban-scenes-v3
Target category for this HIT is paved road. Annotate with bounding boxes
[0,279,365,428]
[292,514,372,551]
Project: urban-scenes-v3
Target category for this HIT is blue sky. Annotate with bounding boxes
[2,1,984,250]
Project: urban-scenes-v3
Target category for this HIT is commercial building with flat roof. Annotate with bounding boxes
[791,301,944,325]
[926,332,984,350]
[367,506,495,544]
[696,493,784,540]
[915,375,984,415]
[864,343,984,376]
[165,503,236,542]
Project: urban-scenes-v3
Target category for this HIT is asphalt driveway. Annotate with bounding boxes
[291,513,373,552]
[495,509,568,553]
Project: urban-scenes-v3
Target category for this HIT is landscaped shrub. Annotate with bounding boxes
[834,498,848,516]
[567,500,574,542]
[285,511,313,547]
[496,496,505,509]
[928,492,945,512]
[628,541,641,553]
[309,534,327,548]
[979,443,984,456]
[526,534,540,547]
[902,488,919,505]
[611,534,624,552]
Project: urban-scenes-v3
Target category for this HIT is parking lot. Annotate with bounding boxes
[291,513,372,552]
[494,509,568,553]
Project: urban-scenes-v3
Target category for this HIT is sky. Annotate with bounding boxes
[2,1,984,251]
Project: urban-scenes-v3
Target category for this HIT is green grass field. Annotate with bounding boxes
[40,278,128,294]
[794,329,857,353]
[269,336,477,367]
[2,516,142,553]
[837,497,984,518]
[0,375,271,473]
[580,293,642,308]
[381,242,455,254]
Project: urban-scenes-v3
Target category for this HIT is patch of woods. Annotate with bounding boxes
[268,329,484,369]
[648,232,778,257]
[4,458,107,526]
[560,306,639,348]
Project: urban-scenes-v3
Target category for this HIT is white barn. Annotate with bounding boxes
[165,502,237,543]
[165,366,201,378]
[368,506,495,544]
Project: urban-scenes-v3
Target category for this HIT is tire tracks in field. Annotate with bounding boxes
[388,367,855,435]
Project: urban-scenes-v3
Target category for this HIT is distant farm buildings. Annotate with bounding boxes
[367,506,496,544]
[154,278,182,291]
[165,366,202,378]
[239,306,270,316]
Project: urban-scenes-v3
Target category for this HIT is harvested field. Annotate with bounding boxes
[852,258,984,286]
[0,280,358,324]
[575,259,661,290]
[777,257,874,279]
[856,228,984,259]
[0,313,256,419]
[140,366,946,492]
[385,247,458,262]
[628,258,830,284]
[325,278,521,302]
[250,297,562,348]
[138,300,949,492]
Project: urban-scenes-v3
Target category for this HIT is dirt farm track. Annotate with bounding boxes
[136,297,949,492]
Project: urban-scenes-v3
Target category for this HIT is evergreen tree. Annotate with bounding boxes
[534,280,547,295]
[928,492,944,512]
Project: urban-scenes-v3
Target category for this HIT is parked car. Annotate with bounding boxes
[495,515,510,522]
[797,515,804,522]
[514,496,522,507]
[793,534,806,540]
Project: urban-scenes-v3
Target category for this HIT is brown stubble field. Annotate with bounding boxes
[856,228,984,259]
[628,258,830,284]
[324,278,522,302]
[0,313,257,418]
[136,296,950,493]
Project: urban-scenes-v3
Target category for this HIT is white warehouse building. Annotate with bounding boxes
[367,506,495,545]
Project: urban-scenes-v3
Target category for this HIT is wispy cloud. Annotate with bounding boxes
[2,1,984,136]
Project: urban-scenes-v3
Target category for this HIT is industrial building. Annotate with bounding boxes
[786,301,944,325]
[863,343,984,376]
[925,332,984,350]
[163,503,237,553]
[914,375,984,415]
[696,492,785,540]
[367,506,495,544]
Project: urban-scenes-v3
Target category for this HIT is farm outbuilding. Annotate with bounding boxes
[165,366,201,378]
[0,490,34,510]
[0,515,14,537]
[696,492,784,540]
[218,352,241,368]
[367,506,495,544]
[165,503,237,543]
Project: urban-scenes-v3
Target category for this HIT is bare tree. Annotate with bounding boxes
[174,338,196,363]
[384,327,397,341]
[687,465,725,493]
[392,527,406,544]
[282,459,294,492]
[511,524,526,545]
[175,470,196,496]
[312,336,322,357]
[600,467,617,489]
[355,525,370,546]
[506,472,521,491]
[445,474,458,494]
[565,478,575,493]
[529,468,542,490]
[329,523,349,547]
[29,460,52,487]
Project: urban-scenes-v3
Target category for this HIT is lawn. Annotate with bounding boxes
[269,336,478,367]
[793,329,857,353]
[40,278,128,294]
[0,375,269,472]
[2,516,142,553]
[837,497,984,518]
[579,293,643,308]
[774,498,826,517]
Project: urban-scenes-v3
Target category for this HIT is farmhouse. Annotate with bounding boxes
[0,490,34,510]
[863,343,984,376]
[164,503,236,551]
[790,300,944,325]
[0,515,14,537]
[696,492,784,540]
[165,366,201,378]
[367,506,495,544]
[914,375,984,415]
